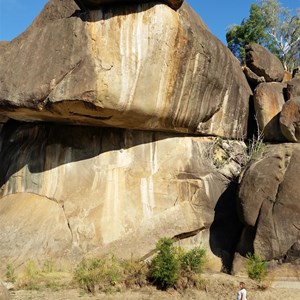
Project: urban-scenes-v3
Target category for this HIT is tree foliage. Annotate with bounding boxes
[226,0,300,71]
[148,238,179,290]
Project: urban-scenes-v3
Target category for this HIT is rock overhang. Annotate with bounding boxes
[0,0,251,139]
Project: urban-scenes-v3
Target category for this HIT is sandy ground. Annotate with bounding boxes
[8,272,300,300]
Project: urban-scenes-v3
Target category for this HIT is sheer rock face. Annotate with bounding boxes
[246,43,285,82]
[74,0,184,10]
[237,144,300,261]
[253,82,286,142]
[0,0,251,138]
[280,97,300,142]
[0,122,245,266]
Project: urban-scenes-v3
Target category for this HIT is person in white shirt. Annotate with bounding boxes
[237,282,247,300]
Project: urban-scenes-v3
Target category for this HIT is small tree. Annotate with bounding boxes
[148,238,179,290]
[180,247,206,274]
[226,0,300,71]
[246,253,267,283]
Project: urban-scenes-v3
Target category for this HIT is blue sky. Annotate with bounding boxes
[0,0,299,44]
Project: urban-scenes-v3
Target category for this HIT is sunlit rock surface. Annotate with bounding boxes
[253,82,286,142]
[0,0,251,138]
[280,97,300,142]
[0,122,245,266]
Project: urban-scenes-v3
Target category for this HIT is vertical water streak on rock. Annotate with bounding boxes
[173,54,192,128]
[125,5,143,111]
[153,7,177,117]
[100,153,127,244]
[44,144,61,200]
[210,89,230,135]
[119,12,132,110]
[140,177,150,217]
[202,173,215,202]
[150,137,158,175]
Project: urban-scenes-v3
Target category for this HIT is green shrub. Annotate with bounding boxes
[73,256,124,294]
[180,247,206,274]
[17,260,71,291]
[42,260,54,273]
[148,238,179,290]
[22,260,40,290]
[6,262,17,283]
[148,238,207,290]
[246,253,267,282]
[73,240,208,293]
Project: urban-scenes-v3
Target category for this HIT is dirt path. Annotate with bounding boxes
[10,286,300,300]
[8,273,300,300]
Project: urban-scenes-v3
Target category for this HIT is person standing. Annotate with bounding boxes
[237,282,247,300]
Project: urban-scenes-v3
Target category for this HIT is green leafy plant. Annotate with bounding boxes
[17,260,70,291]
[73,240,208,294]
[247,135,265,160]
[226,0,300,71]
[22,260,40,290]
[6,262,17,283]
[246,253,267,282]
[73,255,124,294]
[148,238,179,290]
[180,247,206,274]
[42,260,54,273]
[148,238,207,290]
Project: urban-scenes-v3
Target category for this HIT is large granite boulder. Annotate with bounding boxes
[246,43,285,82]
[280,97,300,142]
[236,144,300,261]
[287,78,300,99]
[74,0,184,10]
[0,121,246,269]
[253,82,286,141]
[0,0,251,139]
[243,66,265,90]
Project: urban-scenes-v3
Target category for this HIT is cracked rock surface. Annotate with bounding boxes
[0,121,246,267]
[236,144,300,262]
[0,0,251,138]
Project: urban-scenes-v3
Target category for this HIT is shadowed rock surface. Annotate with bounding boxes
[74,0,184,10]
[0,121,246,268]
[287,78,300,99]
[1,0,300,278]
[237,144,300,261]
[0,0,251,138]
[246,43,285,82]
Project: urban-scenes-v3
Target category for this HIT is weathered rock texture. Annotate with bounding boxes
[282,70,292,83]
[280,97,300,142]
[0,282,11,300]
[0,0,251,138]
[0,121,245,267]
[287,78,300,99]
[1,0,299,277]
[254,82,285,141]
[237,144,300,261]
[74,0,184,10]
[246,43,285,82]
[243,66,265,89]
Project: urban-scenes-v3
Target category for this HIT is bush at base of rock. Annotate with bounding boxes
[73,239,207,294]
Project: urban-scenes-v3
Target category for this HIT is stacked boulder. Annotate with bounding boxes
[0,0,299,277]
[243,43,300,142]
[0,0,251,272]
[235,43,300,270]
